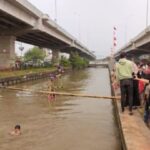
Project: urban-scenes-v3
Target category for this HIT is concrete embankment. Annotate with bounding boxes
[109,69,150,150]
[0,71,55,87]
[113,89,150,150]
[0,68,70,87]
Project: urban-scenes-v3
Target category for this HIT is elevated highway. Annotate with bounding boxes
[0,0,95,68]
[115,26,150,59]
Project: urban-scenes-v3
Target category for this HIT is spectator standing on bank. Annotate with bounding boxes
[144,63,150,78]
[116,52,134,115]
[137,64,146,79]
[144,79,150,125]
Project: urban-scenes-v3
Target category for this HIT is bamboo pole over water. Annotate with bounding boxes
[5,87,120,100]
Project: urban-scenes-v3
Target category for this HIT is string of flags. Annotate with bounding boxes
[111,26,117,57]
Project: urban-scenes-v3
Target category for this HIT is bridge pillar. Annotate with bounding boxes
[0,36,16,69]
[52,49,60,65]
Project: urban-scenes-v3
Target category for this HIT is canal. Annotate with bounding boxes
[0,68,121,150]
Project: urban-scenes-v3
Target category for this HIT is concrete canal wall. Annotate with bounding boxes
[0,72,53,87]
[0,69,70,87]
[108,66,126,150]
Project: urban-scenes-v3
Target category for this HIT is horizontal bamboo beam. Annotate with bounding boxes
[5,87,120,100]
[135,78,149,84]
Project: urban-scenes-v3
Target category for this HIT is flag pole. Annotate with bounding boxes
[110,26,117,69]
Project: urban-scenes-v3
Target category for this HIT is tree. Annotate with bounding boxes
[59,56,71,67]
[69,52,89,69]
[24,47,46,63]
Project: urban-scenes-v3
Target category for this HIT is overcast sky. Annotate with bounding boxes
[19,0,149,58]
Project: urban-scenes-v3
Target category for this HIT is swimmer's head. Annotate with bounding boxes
[15,125,21,130]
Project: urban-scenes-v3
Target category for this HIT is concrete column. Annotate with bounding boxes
[0,36,16,69]
[52,49,60,65]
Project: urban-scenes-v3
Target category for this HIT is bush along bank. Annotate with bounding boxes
[59,52,89,70]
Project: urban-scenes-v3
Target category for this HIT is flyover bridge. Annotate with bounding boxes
[0,0,95,68]
[115,26,150,59]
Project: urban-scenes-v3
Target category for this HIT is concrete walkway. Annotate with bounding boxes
[115,88,150,150]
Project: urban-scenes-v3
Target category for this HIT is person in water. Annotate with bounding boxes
[9,125,21,136]
[48,88,56,102]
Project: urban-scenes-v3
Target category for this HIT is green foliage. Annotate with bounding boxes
[59,56,71,67]
[69,52,89,69]
[83,58,89,67]
[43,61,52,68]
[24,47,46,63]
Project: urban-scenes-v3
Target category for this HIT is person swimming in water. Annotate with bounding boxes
[9,125,21,136]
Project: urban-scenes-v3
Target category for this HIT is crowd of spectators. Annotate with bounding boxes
[111,53,150,125]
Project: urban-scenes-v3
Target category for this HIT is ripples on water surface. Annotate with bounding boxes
[0,68,121,150]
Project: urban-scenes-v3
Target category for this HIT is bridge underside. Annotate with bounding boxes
[0,10,69,49]
[17,31,92,58]
[138,42,150,51]
[116,41,150,59]
[17,31,69,50]
[127,49,150,56]
[0,10,31,34]
[115,26,150,60]
[0,8,94,68]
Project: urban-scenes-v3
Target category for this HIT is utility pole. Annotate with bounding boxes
[146,0,149,27]
[54,0,57,22]
[19,43,24,58]
[74,13,81,40]
[78,14,81,41]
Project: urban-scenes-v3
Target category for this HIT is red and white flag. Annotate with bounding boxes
[114,27,117,30]
[111,26,117,57]
[113,26,117,47]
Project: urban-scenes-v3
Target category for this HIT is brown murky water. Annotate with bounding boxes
[0,68,121,150]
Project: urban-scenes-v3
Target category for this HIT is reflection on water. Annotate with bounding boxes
[0,68,121,150]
